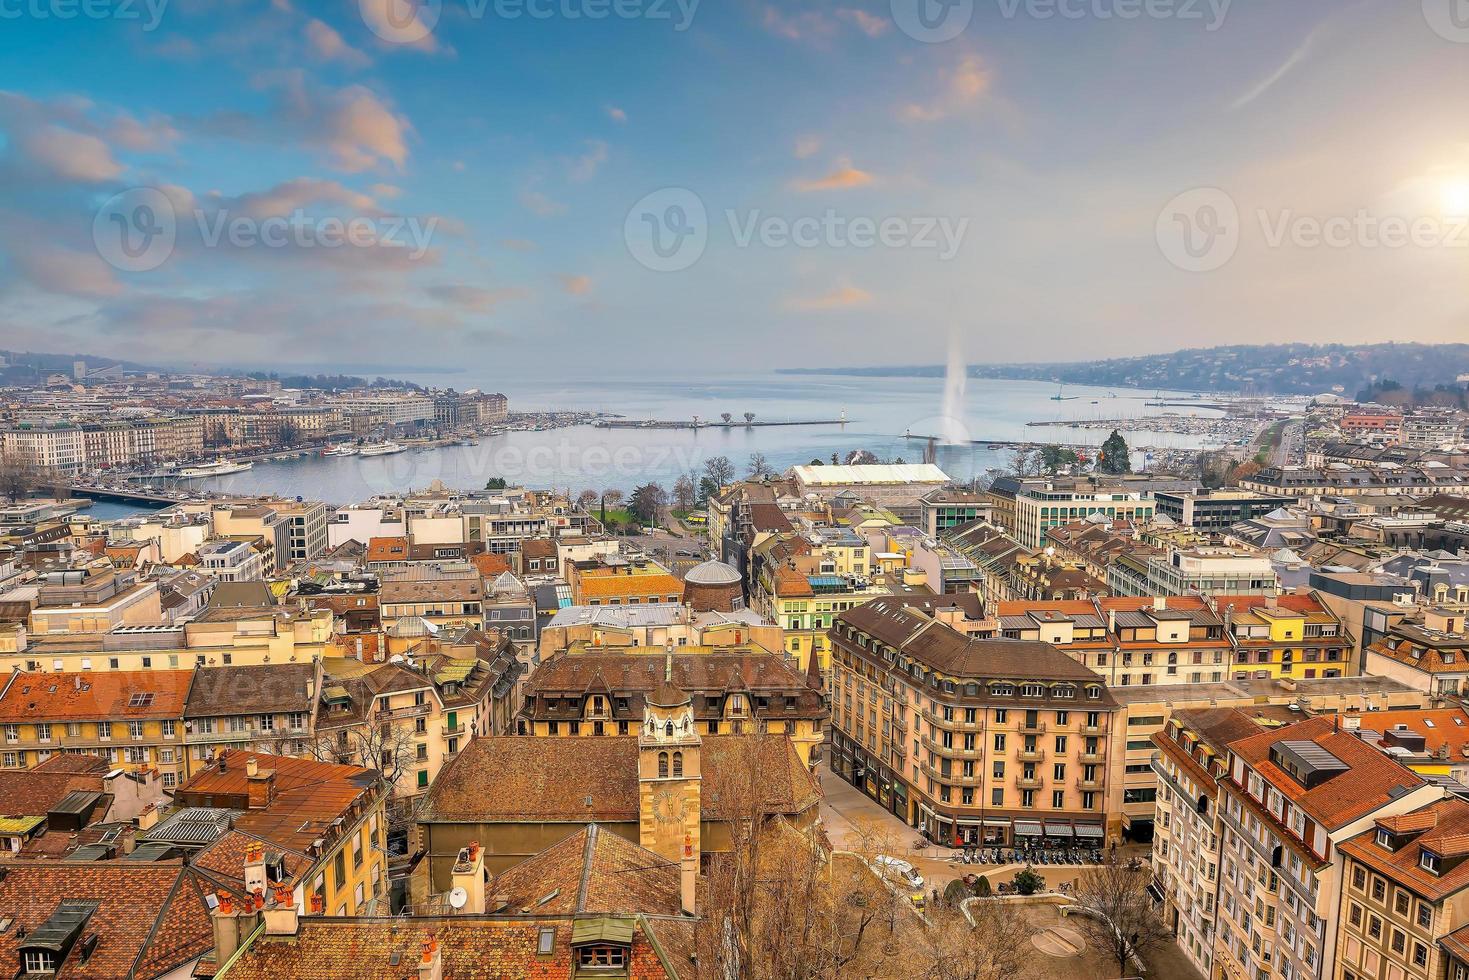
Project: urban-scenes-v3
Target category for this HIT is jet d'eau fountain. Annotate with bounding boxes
[940,334,969,445]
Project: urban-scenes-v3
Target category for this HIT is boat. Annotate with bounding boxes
[323,444,359,457]
[176,459,254,479]
[358,442,407,457]
[1051,384,1079,402]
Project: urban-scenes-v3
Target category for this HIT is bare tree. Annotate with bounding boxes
[704,455,736,489]
[0,452,49,500]
[721,412,733,425]
[672,474,696,511]
[744,412,756,425]
[576,489,599,512]
[917,904,1027,980]
[1068,855,1171,977]
[747,452,771,479]
[284,721,421,836]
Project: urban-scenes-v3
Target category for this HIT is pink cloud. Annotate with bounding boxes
[791,158,875,192]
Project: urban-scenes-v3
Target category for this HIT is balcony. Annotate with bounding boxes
[1080,723,1105,734]
[920,709,982,732]
[1018,720,1047,735]
[921,735,981,759]
[1015,774,1042,790]
[1079,750,1106,763]
[920,761,981,785]
[442,721,467,736]
[377,703,432,720]
[1017,747,1044,762]
[1076,777,1103,790]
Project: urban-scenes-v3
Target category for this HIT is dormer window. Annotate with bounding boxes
[577,944,627,968]
[1376,829,1395,851]
[23,951,56,974]
[1421,851,1441,875]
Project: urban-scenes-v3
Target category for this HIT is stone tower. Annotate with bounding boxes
[638,652,701,915]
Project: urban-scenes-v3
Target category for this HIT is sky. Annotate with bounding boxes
[0,0,1467,380]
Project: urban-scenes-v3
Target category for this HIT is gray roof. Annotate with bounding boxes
[683,559,741,586]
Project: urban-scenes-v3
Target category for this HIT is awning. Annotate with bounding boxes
[1015,821,1043,837]
[1074,824,1104,839]
[1045,823,1074,838]
[982,818,1011,828]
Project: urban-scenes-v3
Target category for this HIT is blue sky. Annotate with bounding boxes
[1,0,1466,379]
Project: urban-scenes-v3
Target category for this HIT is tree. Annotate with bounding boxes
[484,477,507,490]
[1040,445,1081,474]
[809,458,823,466]
[975,875,992,898]
[628,482,667,526]
[744,412,755,424]
[703,455,735,489]
[0,452,51,500]
[1011,866,1045,896]
[599,488,624,525]
[698,476,720,505]
[1098,429,1132,475]
[1069,855,1171,978]
[672,474,696,511]
[1008,447,1039,477]
[721,412,733,425]
[576,489,599,512]
[917,904,1027,980]
[277,420,301,448]
[747,452,771,478]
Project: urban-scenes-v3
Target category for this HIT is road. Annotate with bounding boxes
[1271,419,1303,467]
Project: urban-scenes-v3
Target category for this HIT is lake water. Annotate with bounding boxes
[135,374,1226,507]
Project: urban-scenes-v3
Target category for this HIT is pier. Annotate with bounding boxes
[595,418,847,430]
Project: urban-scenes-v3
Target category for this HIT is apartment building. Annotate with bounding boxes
[536,602,783,663]
[567,557,684,607]
[1226,594,1355,682]
[182,662,321,777]
[1152,708,1270,977]
[1112,546,1281,599]
[197,538,268,582]
[379,565,484,631]
[919,489,993,535]
[517,648,828,766]
[829,597,1119,846]
[1337,797,1469,980]
[1,424,84,472]
[0,670,192,789]
[1009,483,1156,550]
[1364,607,1469,698]
[27,566,163,634]
[1213,717,1441,980]
[1155,488,1294,531]
[176,750,389,918]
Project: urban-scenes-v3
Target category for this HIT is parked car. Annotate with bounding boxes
[874,855,924,889]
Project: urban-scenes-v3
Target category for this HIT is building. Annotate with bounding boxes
[1151,707,1270,977]
[681,558,745,613]
[182,662,321,777]
[380,566,484,631]
[0,862,216,978]
[919,489,993,536]
[1224,593,1355,682]
[176,749,389,918]
[536,603,783,665]
[1008,482,1156,550]
[0,670,192,789]
[1365,607,1469,698]
[518,648,827,765]
[828,596,1120,845]
[1110,546,1280,598]
[27,567,163,635]
[1212,717,1442,980]
[789,463,951,515]
[196,539,268,582]
[1337,797,1469,980]
[0,752,166,852]
[412,727,820,891]
[567,556,684,607]
[1155,488,1294,532]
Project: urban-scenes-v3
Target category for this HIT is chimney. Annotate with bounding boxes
[1153,595,1166,612]
[136,803,159,831]
[308,892,324,916]
[243,842,267,897]
[1107,608,1116,634]
[418,938,443,980]
[246,762,276,810]
[263,885,300,936]
[212,894,241,964]
[451,841,486,914]
[238,889,263,940]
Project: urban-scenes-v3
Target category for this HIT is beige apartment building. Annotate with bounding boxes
[26,567,163,635]
[829,597,1119,847]
[1336,797,1469,980]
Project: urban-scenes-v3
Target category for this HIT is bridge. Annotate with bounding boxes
[68,484,191,507]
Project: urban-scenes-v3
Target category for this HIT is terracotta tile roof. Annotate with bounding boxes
[365,536,408,563]
[217,916,686,980]
[1342,799,1469,901]
[576,573,683,601]
[0,671,192,723]
[418,735,820,825]
[471,552,512,578]
[520,538,557,560]
[492,824,680,916]
[173,750,382,854]
[0,861,214,979]
[1227,716,1426,831]
[0,768,110,817]
[1352,707,1469,759]
[192,829,315,894]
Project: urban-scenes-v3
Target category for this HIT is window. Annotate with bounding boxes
[537,927,556,955]
[1393,890,1410,916]
[128,721,145,740]
[1417,903,1432,929]
[658,751,669,778]
[1351,866,1367,891]
[23,951,55,973]
[1421,851,1442,875]
[672,751,683,777]
[577,945,626,967]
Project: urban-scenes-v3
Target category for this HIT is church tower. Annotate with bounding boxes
[638,651,701,915]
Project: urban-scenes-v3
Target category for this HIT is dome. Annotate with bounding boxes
[683,560,741,586]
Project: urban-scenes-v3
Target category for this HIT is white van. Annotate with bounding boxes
[874,855,924,888]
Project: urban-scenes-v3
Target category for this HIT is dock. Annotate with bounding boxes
[594,419,847,430]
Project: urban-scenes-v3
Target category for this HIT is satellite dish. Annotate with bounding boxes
[448,887,468,910]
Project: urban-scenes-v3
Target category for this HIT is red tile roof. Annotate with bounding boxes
[0,671,192,723]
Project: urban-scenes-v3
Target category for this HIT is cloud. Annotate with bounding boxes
[219,177,382,219]
[761,5,835,41]
[370,183,402,199]
[11,247,122,298]
[426,284,528,312]
[786,284,872,311]
[837,8,889,36]
[559,274,593,296]
[790,158,875,192]
[606,106,628,124]
[0,93,134,182]
[566,140,609,182]
[212,76,412,172]
[794,136,821,160]
[519,189,567,217]
[501,238,538,251]
[357,0,444,54]
[901,54,992,122]
[306,19,371,68]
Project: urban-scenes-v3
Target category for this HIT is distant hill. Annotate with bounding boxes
[781,343,1469,397]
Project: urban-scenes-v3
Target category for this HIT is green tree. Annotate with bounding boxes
[484,477,507,490]
[1040,445,1080,474]
[628,482,667,526]
[1012,867,1046,896]
[1098,430,1132,475]
[975,875,992,898]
